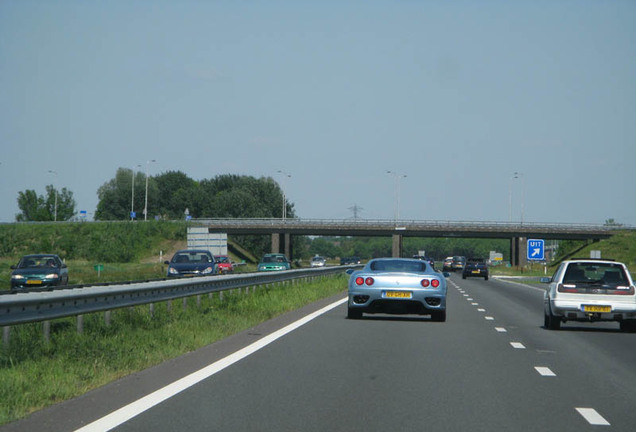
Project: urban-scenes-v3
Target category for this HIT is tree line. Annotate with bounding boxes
[15,168,293,222]
[94,168,293,221]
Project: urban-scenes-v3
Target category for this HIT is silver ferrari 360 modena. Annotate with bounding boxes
[347,258,449,321]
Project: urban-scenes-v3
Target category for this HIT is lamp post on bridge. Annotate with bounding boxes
[386,170,407,223]
[276,170,291,222]
[509,171,525,224]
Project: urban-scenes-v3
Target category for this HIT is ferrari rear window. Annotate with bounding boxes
[371,260,427,272]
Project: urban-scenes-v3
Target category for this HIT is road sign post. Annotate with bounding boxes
[527,239,545,261]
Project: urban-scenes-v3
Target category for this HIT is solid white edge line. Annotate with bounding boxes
[74,297,348,432]
[576,408,610,426]
[534,366,556,377]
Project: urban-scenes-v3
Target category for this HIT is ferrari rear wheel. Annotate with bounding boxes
[431,310,446,322]
[347,307,362,319]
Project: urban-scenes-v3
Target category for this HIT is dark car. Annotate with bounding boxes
[451,256,467,272]
[413,255,435,269]
[462,259,489,280]
[10,254,69,289]
[340,256,361,265]
[165,249,217,277]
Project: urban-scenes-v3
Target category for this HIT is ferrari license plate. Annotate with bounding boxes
[582,305,611,313]
[385,291,412,299]
[26,280,42,285]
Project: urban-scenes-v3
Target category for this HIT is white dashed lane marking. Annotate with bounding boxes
[576,408,610,426]
[534,367,556,377]
[460,278,611,428]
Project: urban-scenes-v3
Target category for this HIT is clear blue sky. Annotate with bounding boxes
[1,0,635,225]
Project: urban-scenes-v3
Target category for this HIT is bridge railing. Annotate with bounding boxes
[192,218,622,231]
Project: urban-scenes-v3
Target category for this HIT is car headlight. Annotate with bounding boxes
[201,266,214,274]
[45,273,60,279]
[11,274,25,280]
[168,267,179,275]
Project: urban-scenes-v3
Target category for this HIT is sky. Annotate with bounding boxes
[1,0,635,226]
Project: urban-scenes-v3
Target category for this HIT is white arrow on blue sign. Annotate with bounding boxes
[527,239,545,261]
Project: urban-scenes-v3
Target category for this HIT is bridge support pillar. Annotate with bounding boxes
[510,237,527,267]
[271,233,280,254]
[392,234,403,258]
[271,233,293,261]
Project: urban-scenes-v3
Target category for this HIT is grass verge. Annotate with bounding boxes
[0,274,347,426]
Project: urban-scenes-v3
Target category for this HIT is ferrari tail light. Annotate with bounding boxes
[421,279,430,287]
[355,276,374,286]
[431,279,440,288]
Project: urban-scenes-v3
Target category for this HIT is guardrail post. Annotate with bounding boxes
[3,326,9,348]
[149,303,154,318]
[196,295,201,308]
[43,321,50,343]
[77,315,84,334]
[182,297,187,312]
[167,300,172,313]
[105,311,111,326]
[219,291,223,302]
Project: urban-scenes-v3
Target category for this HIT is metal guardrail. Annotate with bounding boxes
[0,266,357,327]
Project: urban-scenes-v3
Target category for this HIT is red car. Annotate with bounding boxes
[214,255,234,274]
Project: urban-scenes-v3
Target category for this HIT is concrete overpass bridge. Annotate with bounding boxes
[194,218,619,266]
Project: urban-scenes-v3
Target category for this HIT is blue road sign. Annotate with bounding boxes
[527,239,545,261]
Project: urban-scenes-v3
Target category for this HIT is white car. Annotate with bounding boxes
[310,256,327,268]
[542,259,636,332]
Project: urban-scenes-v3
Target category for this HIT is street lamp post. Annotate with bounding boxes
[386,170,407,223]
[47,170,58,222]
[276,170,291,221]
[509,171,525,223]
[143,159,156,221]
[131,164,141,221]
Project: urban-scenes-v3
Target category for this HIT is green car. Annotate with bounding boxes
[258,253,291,271]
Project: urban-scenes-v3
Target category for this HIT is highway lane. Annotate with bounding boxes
[4,274,635,431]
[114,274,635,431]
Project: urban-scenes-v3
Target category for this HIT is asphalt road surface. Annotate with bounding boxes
[5,274,636,431]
